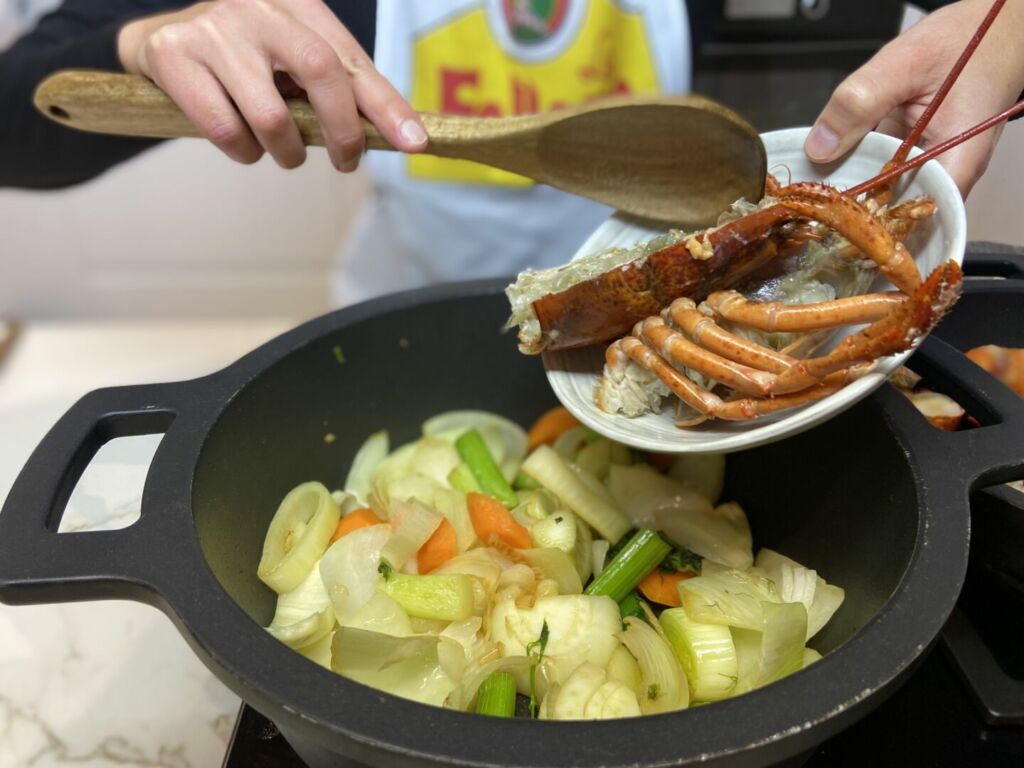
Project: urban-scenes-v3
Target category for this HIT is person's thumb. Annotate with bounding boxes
[805,51,920,164]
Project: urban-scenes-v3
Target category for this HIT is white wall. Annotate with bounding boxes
[0,141,369,320]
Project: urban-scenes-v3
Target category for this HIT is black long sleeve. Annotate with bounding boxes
[0,0,377,190]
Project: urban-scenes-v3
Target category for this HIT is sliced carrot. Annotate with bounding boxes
[331,508,381,543]
[467,491,532,549]
[527,406,581,451]
[637,569,694,607]
[417,518,457,574]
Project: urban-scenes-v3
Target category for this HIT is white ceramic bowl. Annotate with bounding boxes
[542,127,967,454]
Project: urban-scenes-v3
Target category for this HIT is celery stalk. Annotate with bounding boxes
[380,565,474,621]
[448,463,481,494]
[456,429,518,508]
[475,672,517,717]
[585,528,671,603]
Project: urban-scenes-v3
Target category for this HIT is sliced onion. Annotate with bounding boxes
[518,548,584,595]
[605,643,642,691]
[348,590,412,636]
[667,453,726,504]
[591,539,610,578]
[319,523,390,623]
[344,430,389,504]
[258,481,341,594]
[381,498,443,570]
[266,565,334,650]
[331,627,454,706]
[422,410,528,482]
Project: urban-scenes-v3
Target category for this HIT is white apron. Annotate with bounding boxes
[332,0,691,306]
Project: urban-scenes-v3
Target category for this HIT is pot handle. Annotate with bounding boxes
[0,382,196,606]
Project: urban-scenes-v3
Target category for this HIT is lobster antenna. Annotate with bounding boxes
[848,97,1024,196]
[891,0,1007,166]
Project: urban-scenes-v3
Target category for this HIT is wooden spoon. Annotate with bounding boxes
[35,70,766,227]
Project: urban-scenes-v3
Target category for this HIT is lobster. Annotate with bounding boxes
[505,0,1024,426]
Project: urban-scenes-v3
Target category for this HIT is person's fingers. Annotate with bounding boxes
[205,43,308,169]
[929,126,1003,199]
[258,12,364,171]
[290,3,427,152]
[805,40,932,163]
[141,24,264,164]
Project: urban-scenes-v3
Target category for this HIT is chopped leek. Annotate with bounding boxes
[585,528,671,603]
[522,445,631,543]
[659,607,738,701]
[258,482,341,594]
[456,429,519,508]
[475,672,517,717]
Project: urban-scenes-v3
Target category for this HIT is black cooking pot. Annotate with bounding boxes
[1,249,1022,768]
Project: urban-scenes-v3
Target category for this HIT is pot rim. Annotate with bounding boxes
[146,280,970,768]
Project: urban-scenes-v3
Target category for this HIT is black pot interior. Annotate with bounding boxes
[193,291,919,664]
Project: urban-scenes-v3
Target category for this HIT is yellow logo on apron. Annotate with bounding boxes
[409,0,660,185]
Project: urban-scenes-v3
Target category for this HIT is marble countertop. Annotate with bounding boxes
[0,319,295,768]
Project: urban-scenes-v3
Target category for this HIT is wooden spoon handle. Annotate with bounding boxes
[33,70,489,153]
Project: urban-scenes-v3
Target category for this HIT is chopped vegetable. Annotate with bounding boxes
[379,561,475,621]
[260,408,848,721]
[475,672,517,717]
[417,518,458,574]
[258,481,341,594]
[586,528,671,603]
[527,405,581,450]
[521,445,631,543]
[456,429,519,508]
[619,617,689,713]
[638,569,693,607]
[468,492,533,549]
[659,607,737,701]
[331,508,381,543]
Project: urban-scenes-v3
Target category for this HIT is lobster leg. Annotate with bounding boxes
[703,291,904,332]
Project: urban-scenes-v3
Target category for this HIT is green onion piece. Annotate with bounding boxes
[475,672,517,717]
[513,470,541,491]
[618,592,648,622]
[585,528,671,603]
[448,463,481,494]
[456,429,518,508]
[380,571,474,621]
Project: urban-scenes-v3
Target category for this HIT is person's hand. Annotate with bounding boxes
[116,0,427,171]
[805,0,1024,198]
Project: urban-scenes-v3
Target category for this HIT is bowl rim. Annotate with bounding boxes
[543,127,968,454]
